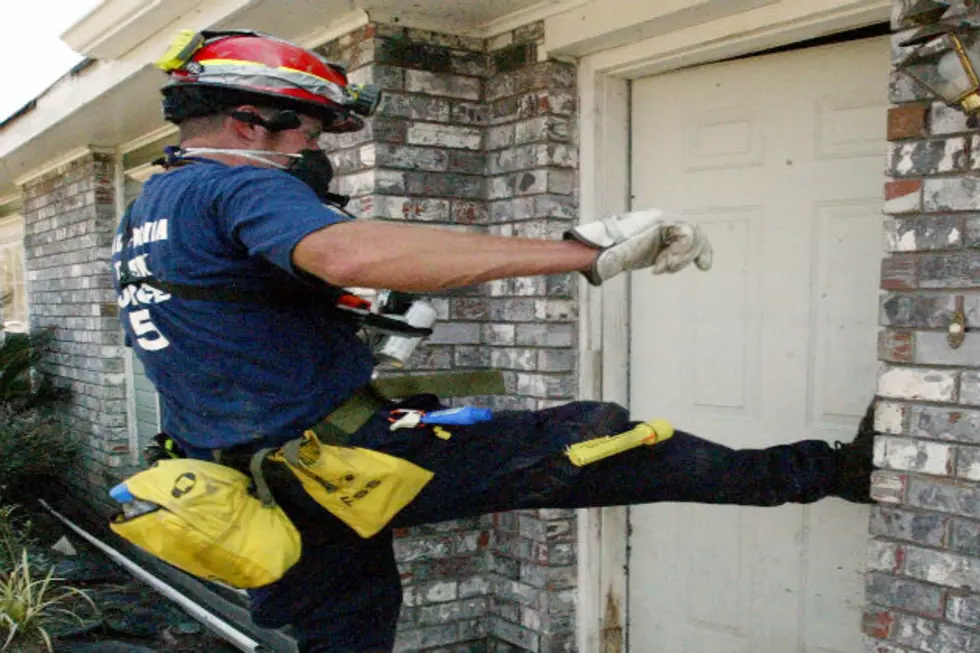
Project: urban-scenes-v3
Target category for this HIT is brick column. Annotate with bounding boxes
[20,150,130,517]
[315,21,580,652]
[316,25,496,652]
[484,25,580,653]
[865,2,980,650]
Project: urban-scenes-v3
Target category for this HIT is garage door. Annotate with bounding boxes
[627,36,888,652]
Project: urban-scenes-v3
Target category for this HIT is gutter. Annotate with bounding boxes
[0,59,96,130]
[38,499,264,653]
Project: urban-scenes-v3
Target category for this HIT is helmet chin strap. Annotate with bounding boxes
[180,147,300,169]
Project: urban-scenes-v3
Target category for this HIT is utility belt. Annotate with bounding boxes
[108,371,506,589]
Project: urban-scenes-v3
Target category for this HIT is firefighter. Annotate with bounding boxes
[111,30,876,653]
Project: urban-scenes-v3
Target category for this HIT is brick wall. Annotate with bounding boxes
[316,21,579,652]
[866,2,980,651]
[20,150,130,518]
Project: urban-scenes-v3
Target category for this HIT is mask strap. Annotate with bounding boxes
[180,147,299,168]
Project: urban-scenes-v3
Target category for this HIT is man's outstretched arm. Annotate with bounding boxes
[293,220,597,292]
[293,209,713,292]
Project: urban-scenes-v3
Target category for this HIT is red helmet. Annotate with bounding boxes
[157,30,381,132]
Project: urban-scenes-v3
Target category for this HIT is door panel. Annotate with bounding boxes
[627,36,888,653]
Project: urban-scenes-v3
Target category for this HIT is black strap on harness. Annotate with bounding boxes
[116,195,433,336]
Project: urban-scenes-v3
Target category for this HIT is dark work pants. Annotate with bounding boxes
[247,399,842,652]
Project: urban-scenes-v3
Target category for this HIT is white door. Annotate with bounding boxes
[627,36,888,652]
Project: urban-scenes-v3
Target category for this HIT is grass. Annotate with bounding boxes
[0,508,95,653]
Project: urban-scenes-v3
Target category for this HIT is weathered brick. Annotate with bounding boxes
[489,298,536,322]
[405,70,482,100]
[884,216,963,252]
[451,200,489,224]
[951,518,980,556]
[482,324,515,346]
[486,62,574,102]
[870,505,949,546]
[907,476,980,519]
[866,572,944,617]
[450,100,488,126]
[417,598,488,626]
[429,323,482,345]
[493,42,537,75]
[406,172,484,199]
[448,150,487,175]
[957,446,980,481]
[881,293,957,327]
[965,215,980,248]
[875,400,907,434]
[890,68,933,104]
[489,617,539,651]
[925,175,980,212]
[909,404,980,445]
[536,350,574,372]
[875,436,954,475]
[378,38,452,72]
[361,195,452,221]
[902,544,980,590]
[490,90,575,124]
[885,179,923,215]
[872,470,910,504]
[451,50,489,77]
[889,138,968,176]
[880,329,914,362]
[877,365,957,402]
[891,611,980,652]
[915,331,980,366]
[865,639,914,653]
[407,123,483,150]
[963,372,980,406]
[372,143,450,171]
[919,253,980,287]
[408,344,453,370]
[931,102,971,136]
[888,103,929,140]
[947,592,980,629]
[491,348,537,371]
[863,607,897,639]
[881,256,918,290]
[404,28,484,53]
[372,117,409,143]
[381,92,452,122]
[512,275,547,296]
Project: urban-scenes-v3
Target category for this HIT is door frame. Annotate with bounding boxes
[573,1,891,650]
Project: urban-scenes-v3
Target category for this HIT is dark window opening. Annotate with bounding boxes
[721,22,892,64]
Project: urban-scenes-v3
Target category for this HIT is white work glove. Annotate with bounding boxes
[564,209,713,286]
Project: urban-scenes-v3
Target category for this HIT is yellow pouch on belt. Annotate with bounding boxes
[273,430,434,538]
[109,459,301,589]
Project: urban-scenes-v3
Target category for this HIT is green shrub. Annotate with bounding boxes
[0,331,76,500]
[0,408,78,501]
[0,506,35,574]
[0,331,67,413]
[0,549,95,652]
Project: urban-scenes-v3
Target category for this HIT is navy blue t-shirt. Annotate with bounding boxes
[112,159,375,454]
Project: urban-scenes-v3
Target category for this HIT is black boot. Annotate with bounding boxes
[831,401,877,504]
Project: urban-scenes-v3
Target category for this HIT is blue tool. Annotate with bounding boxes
[420,407,493,426]
[109,483,135,503]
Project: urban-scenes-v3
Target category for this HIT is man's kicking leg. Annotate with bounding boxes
[380,400,876,527]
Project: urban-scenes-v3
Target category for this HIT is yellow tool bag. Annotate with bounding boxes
[110,459,301,589]
[272,430,434,538]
